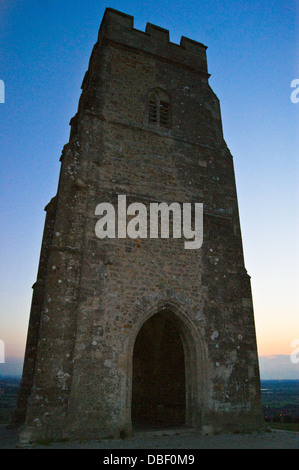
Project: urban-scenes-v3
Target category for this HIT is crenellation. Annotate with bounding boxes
[145,23,170,42]
[102,7,134,32]
[96,8,209,75]
[180,35,208,52]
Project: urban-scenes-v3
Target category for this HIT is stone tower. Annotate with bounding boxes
[15,8,264,443]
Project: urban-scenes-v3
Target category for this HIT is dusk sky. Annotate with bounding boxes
[0,0,298,379]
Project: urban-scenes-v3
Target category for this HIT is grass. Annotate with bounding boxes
[269,422,299,432]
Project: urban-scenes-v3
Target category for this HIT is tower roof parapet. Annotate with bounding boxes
[98,8,208,75]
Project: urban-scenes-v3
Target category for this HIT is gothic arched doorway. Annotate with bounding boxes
[131,310,186,427]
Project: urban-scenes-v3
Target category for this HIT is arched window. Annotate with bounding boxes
[148,89,171,128]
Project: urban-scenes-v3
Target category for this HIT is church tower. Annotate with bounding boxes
[15,8,264,442]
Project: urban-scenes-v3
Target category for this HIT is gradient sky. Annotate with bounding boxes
[0,0,298,378]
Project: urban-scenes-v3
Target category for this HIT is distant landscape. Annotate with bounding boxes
[0,377,298,431]
[0,377,20,425]
[261,380,299,431]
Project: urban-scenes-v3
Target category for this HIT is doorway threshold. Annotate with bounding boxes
[133,425,196,438]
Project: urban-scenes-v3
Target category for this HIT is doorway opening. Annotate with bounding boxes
[131,310,186,428]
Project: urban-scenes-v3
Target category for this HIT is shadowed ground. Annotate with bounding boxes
[0,426,298,449]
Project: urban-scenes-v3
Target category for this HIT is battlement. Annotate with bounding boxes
[98,8,208,75]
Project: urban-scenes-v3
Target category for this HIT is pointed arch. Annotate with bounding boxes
[119,299,210,432]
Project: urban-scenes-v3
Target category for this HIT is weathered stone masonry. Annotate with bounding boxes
[15,8,265,442]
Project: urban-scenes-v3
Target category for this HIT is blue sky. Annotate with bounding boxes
[0,0,298,378]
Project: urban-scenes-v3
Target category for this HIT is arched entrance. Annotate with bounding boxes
[131,310,186,427]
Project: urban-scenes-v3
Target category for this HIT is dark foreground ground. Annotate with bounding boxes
[0,426,298,449]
